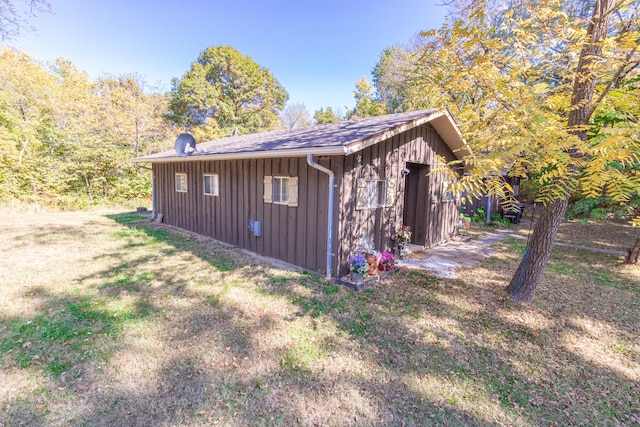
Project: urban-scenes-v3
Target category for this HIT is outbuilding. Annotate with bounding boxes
[133,108,471,278]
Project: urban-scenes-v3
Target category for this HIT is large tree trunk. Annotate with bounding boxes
[506,199,568,302]
[506,0,615,303]
[626,237,640,265]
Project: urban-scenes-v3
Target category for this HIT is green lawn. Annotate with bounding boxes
[1,211,638,426]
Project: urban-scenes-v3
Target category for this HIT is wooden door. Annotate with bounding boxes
[402,163,430,246]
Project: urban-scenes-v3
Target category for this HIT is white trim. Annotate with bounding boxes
[272,176,290,205]
[203,173,219,196]
[132,146,347,163]
[175,173,187,193]
[344,111,444,155]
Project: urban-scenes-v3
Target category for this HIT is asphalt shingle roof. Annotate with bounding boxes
[136,109,449,161]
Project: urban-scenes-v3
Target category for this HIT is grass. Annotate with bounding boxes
[509,215,640,253]
[0,210,638,426]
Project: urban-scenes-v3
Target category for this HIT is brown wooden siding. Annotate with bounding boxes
[334,125,461,276]
[153,124,460,278]
[153,157,334,274]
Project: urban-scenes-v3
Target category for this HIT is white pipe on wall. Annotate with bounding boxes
[306,154,335,280]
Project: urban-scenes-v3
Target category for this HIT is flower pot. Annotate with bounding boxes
[351,272,364,283]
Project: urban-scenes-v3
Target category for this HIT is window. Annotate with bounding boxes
[443,180,456,202]
[263,175,298,207]
[366,180,387,207]
[272,176,289,204]
[175,173,187,192]
[203,174,219,196]
[356,179,394,210]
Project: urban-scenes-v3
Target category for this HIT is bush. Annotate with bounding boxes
[490,213,512,228]
[472,207,486,223]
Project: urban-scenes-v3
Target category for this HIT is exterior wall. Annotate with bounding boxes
[462,175,522,220]
[153,124,460,278]
[153,156,343,275]
[334,125,460,276]
[462,195,501,221]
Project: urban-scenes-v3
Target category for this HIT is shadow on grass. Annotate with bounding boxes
[2,212,638,426]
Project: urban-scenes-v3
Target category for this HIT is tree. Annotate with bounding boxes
[346,76,387,119]
[279,102,311,129]
[372,43,428,113]
[313,107,341,124]
[168,45,288,141]
[415,0,640,302]
[95,75,174,175]
[0,0,51,41]
[0,49,175,207]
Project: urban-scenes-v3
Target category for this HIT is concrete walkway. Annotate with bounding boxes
[400,227,626,279]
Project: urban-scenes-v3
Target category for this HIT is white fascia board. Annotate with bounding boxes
[344,108,473,161]
[131,146,347,163]
[344,110,445,155]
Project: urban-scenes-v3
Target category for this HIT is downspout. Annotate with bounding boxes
[307,154,335,280]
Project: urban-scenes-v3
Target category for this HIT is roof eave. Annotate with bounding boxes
[344,108,472,161]
[429,109,473,160]
[131,146,347,163]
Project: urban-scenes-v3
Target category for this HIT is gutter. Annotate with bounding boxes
[132,146,347,163]
[306,154,335,280]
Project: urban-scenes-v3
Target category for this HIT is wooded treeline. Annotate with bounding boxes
[0,48,177,208]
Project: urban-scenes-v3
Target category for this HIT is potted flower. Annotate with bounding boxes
[396,224,412,243]
[378,251,397,271]
[395,225,412,259]
[349,254,368,283]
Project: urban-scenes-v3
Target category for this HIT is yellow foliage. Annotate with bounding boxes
[411,0,640,213]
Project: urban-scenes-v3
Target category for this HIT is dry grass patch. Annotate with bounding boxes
[1,211,638,426]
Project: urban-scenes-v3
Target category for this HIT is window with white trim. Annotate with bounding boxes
[443,180,456,202]
[263,175,298,207]
[272,176,289,204]
[203,174,219,196]
[175,173,187,192]
[356,179,394,210]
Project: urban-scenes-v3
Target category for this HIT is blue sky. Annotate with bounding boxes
[12,0,448,115]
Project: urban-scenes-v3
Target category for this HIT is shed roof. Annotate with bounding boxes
[133,108,471,163]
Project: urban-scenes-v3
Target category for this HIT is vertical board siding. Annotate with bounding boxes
[154,157,333,274]
[153,123,460,278]
[335,125,461,276]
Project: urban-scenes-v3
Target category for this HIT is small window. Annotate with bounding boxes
[175,173,187,192]
[272,177,290,204]
[264,175,298,207]
[443,180,456,202]
[203,174,219,196]
[356,179,388,209]
[365,180,387,208]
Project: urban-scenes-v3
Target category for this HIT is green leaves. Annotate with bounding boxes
[0,48,173,207]
[169,45,288,140]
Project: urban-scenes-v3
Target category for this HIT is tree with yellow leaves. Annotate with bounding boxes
[415,0,639,301]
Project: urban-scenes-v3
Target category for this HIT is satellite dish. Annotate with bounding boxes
[174,133,196,157]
